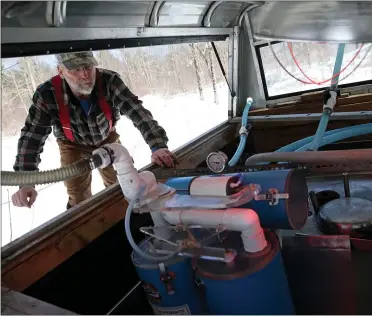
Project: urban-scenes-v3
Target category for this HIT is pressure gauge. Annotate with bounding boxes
[206,151,228,173]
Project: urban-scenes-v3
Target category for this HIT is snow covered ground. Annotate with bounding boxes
[1,84,228,246]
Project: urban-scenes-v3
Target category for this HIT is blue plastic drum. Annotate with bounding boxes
[193,231,294,315]
[131,239,203,315]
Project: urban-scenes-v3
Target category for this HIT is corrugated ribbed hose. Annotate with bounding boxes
[1,155,103,186]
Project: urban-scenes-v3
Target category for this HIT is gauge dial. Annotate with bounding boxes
[206,151,228,173]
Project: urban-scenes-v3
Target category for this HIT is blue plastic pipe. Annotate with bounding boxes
[295,123,372,152]
[330,43,346,91]
[228,97,253,166]
[307,110,331,151]
[307,43,346,151]
[276,124,372,152]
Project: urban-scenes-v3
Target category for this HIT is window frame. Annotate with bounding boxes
[255,41,372,101]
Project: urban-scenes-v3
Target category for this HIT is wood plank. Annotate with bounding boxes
[1,286,76,314]
[2,188,123,274]
[2,196,127,291]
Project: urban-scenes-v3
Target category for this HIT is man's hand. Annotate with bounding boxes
[11,186,38,208]
[151,148,179,168]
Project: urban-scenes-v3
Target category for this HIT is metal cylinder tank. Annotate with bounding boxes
[166,169,308,230]
[193,230,294,315]
[131,239,203,315]
[238,169,308,229]
[165,176,195,195]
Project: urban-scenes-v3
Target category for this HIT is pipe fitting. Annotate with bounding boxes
[323,90,338,112]
[161,208,267,253]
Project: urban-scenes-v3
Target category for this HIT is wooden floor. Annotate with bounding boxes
[1,287,76,315]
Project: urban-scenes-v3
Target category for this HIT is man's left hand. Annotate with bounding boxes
[152,148,178,168]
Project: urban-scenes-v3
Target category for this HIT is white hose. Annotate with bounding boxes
[124,185,180,262]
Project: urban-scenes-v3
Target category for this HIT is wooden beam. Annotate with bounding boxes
[2,191,127,291]
[1,286,76,315]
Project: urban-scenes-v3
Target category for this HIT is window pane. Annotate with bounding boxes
[259,42,372,97]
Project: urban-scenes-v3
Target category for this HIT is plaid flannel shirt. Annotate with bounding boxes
[13,68,169,172]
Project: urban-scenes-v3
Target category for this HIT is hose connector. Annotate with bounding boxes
[323,90,338,112]
[239,123,252,136]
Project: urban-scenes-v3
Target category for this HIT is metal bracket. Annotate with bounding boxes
[159,262,176,295]
[239,123,252,136]
[149,1,165,27]
[255,188,289,206]
[141,224,236,262]
[203,1,224,27]
[46,1,67,27]
[236,3,263,27]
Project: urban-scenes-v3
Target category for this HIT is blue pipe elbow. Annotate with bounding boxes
[228,98,253,166]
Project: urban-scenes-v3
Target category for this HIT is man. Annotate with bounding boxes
[12,52,177,209]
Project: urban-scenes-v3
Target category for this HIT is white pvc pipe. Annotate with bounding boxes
[95,143,146,200]
[161,208,267,253]
[189,175,237,196]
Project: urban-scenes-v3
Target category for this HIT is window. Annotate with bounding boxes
[258,42,372,98]
[1,41,229,246]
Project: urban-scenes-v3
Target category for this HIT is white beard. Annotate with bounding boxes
[65,76,96,96]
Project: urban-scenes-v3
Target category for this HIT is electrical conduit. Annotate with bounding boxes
[228,97,253,166]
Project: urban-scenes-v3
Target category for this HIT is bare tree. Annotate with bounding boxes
[139,48,154,95]
[190,43,204,101]
[170,45,186,94]
[207,44,219,104]
[195,43,219,104]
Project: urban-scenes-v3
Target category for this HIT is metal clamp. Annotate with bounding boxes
[255,188,289,206]
[239,123,252,136]
[159,263,176,295]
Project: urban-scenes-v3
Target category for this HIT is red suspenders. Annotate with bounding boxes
[51,70,113,142]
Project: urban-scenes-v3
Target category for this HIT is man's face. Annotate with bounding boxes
[58,64,96,95]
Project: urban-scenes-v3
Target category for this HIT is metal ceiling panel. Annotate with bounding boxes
[64,1,153,27]
[209,1,246,27]
[250,1,372,43]
[157,1,211,26]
